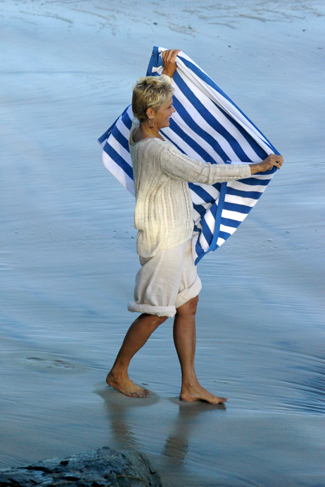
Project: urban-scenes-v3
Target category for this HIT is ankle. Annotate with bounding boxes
[181,376,199,390]
[108,368,128,381]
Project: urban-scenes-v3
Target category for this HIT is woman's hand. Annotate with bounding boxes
[249,154,284,174]
[162,49,181,78]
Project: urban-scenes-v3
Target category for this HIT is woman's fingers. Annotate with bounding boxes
[162,49,181,58]
[250,154,284,174]
[271,154,284,164]
[162,49,181,65]
[161,49,181,77]
[266,154,284,169]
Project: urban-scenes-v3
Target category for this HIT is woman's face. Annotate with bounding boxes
[153,96,176,129]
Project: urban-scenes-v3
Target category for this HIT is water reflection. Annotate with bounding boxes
[96,386,226,469]
[96,386,160,451]
[163,398,226,463]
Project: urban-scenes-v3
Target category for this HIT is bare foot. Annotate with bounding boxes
[106,370,150,398]
[180,382,227,405]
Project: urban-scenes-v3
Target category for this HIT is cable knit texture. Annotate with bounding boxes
[129,119,251,258]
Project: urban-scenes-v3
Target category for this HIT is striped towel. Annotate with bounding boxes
[98,47,279,264]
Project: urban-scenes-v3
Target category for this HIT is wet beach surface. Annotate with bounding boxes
[0,1,324,485]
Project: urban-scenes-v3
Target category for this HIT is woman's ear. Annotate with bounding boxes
[146,107,154,120]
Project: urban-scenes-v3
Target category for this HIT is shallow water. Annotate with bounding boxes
[1,1,324,486]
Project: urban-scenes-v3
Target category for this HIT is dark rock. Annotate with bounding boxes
[0,447,163,487]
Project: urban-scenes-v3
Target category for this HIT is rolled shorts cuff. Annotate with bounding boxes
[127,302,176,318]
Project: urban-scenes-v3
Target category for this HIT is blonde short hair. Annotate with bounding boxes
[132,76,174,123]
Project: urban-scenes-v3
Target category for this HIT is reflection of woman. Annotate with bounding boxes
[106,50,283,403]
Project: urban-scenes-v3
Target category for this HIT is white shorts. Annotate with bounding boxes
[128,240,202,318]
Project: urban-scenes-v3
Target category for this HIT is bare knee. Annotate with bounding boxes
[154,315,168,326]
[176,295,199,318]
[140,313,168,330]
[187,295,199,315]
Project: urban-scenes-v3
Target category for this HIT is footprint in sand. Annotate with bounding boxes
[27,357,74,370]
[20,354,86,374]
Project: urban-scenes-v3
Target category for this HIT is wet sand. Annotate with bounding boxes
[0,1,324,485]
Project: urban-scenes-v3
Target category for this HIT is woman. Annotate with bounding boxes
[106,50,284,403]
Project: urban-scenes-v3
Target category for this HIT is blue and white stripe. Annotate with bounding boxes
[99,47,279,264]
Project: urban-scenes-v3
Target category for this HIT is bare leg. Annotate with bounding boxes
[173,297,227,404]
[107,313,167,398]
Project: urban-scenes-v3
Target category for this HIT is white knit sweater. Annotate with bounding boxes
[129,119,251,258]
